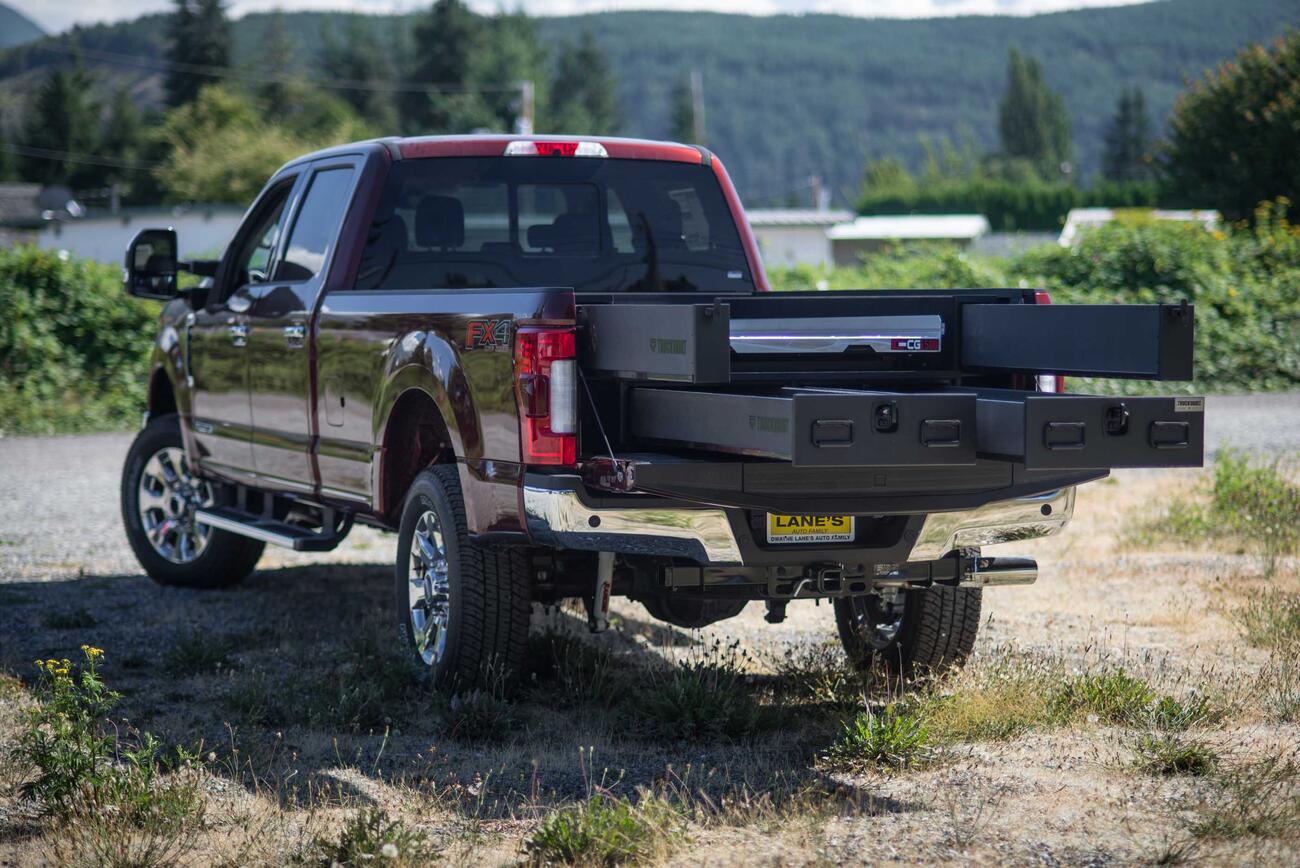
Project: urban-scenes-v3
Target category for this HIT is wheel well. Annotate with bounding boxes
[382,390,452,519]
[149,368,177,418]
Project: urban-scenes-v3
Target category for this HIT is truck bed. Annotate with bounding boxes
[569,289,1203,510]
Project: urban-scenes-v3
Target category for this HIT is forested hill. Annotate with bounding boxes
[0,3,42,49]
[1,0,1296,204]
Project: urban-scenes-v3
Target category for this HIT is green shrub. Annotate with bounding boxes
[310,808,435,867]
[164,632,235,677]
[1188,756,1300,841]
[1238,592,1300,651]
[1210,451,1300,577]
[1051,670,1157,725]
[769,211,1300,396]
[629,640,774,740]
[524,793,680,865]
[823,704,932,770]
[0,245,158,435]
[1132,733,1218,777]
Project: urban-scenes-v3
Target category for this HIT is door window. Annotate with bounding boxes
[275,167,356,282]
[226,181,293,296]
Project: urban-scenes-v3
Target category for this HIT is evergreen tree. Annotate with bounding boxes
[470,12,548,134]
[404,0,489,134]
[165,0,231,108]
[321,17,398,131]
[1101,86,1153,182]
[997,48,1072,179]
[546,31,618,135]
[100,85,143,193]
[20,61,100,188]
[254,11,297,113]
[668,75,694,143]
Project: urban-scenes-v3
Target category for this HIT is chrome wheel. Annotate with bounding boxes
[136,446,213,564]
[848,589,907,651]
[408,509,450,667]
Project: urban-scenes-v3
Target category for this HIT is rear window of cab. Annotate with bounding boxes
[354,157,753,294]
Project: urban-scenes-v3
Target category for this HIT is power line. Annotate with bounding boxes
[0,142,159,171]
[34,41,524,95]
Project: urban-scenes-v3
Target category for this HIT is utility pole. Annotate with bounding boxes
[690,68,706,146]
[516,79,535,135]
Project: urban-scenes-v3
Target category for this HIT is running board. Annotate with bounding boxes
[195,505,351,552]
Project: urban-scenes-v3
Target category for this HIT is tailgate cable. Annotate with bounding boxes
[579,368,618,462]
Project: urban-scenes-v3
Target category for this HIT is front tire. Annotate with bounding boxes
[834,585,982,679]
[121,414,264,588]
[394,465,531,693]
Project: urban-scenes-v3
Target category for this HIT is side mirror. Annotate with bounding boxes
[124,228,179,300]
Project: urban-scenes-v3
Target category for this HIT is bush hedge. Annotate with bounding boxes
[0,246,158,435]
[770,202,1300,395]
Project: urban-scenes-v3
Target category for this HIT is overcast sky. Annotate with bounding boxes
[13,0,1152,35]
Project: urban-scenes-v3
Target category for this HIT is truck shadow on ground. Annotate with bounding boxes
[1,563,911,824]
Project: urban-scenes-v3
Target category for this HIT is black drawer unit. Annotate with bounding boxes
[628,387,978,467]
[973,389,1205,469]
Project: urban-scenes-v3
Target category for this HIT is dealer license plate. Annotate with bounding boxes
[766,514,855,544]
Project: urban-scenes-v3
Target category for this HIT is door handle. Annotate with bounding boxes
[228,323,249,347]
[283,323,306,348]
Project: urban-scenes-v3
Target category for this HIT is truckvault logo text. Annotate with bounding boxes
[649,337,687,355]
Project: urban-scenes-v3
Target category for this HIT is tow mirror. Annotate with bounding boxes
[124,228,179,300]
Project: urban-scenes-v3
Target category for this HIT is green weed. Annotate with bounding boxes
[629,640,774,740]
[1131,733,1218,777]
[823,704,932,770]
[525,793,681,865]
[1188,755,1300,840]
[309,808,435,867]
[42,607,99,630]
[164,631,235,677]
[1050,669,1157,725]
[1238,590,1300,651]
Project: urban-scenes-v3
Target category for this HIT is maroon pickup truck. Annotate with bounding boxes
[121,134,1204,693]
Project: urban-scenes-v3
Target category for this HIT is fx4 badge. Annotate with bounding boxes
[466,319,511,351]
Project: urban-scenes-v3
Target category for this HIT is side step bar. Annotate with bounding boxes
[195,505,352,552]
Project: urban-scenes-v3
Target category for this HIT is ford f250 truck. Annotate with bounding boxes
[120,135,1204,692]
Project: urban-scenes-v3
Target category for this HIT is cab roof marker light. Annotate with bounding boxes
[504,140,609,158]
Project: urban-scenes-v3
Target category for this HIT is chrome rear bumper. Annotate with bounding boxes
[522,482,1075,567]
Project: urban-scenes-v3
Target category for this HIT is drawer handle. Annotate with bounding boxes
[1150,420,1190,449]
[920,418,962,447]
[811,419,853,448]
[1044,421,1086,450]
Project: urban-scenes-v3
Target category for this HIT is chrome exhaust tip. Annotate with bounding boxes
[959,555,1037,587]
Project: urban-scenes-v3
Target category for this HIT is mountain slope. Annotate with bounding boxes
[1,0,1295,204]
[0,2,43,50]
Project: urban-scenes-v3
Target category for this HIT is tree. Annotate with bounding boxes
[321,17,398,131]
[1166,31,1300,220]
[254,11,297,113]
[165,0,231,108]
[668,75,695,143]
[546,31,618,135]
[469,12,548,134]
[100,85,144,193]
[1101,86,1153,182]
[997,48,1072,179]
[20,61,100,188]
[404,0,491,134]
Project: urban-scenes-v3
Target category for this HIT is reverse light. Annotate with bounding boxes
[504,140,609,158]
[515,327,577,465]
[1032,290,1067,394]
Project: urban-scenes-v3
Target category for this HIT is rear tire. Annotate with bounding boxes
[394,465,531,693]
[121,414,264,588]
[834,585,982,680]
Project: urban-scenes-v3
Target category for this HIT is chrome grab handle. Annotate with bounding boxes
[228,323,249,347]
[283,323,306,348]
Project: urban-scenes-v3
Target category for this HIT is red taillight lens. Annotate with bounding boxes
[1032,290,1067,393]
[515,327,577,466]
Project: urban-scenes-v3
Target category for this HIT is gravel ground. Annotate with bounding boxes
[0,394,1297,865]
[1,390,1295,583]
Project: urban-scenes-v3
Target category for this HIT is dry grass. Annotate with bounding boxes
[4,467,1300,864]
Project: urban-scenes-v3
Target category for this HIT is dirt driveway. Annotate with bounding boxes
[1,393,1297,865]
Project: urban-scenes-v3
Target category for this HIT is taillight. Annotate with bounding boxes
[515,327,577,465]
[504,140,608,158]
[1032,290,1067,394]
